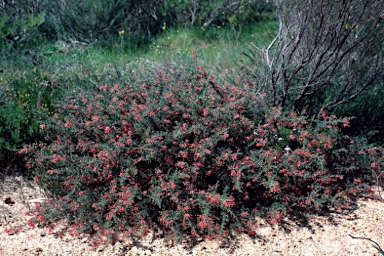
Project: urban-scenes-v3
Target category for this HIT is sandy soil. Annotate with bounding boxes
[1,175,384,256]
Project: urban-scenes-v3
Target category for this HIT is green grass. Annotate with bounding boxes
[2,21,277,81]
[0,21,278,88]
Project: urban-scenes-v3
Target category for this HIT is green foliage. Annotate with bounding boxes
[229,0,276,25]
[0,101,24,151]
[0,0,274,45]
[21,62,368,244]
[334,81,384,145]
[0,84,30,174]
[45,0,143,42]
[0,1,45,49]
[159,0,251,28]
[0,58,63,173]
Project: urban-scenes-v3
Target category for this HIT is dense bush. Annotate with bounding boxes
[229,0,276,25]
[0,67,62,175]
[21,63,367,244]
[334,81,384,145]
[0,0,45,49]
[0,0,275,46]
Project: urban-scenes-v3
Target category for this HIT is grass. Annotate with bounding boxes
[0,21,277,81]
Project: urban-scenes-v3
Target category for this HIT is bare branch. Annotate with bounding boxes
[248,0,384,115]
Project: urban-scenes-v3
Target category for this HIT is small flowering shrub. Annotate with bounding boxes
[21,63,366,243]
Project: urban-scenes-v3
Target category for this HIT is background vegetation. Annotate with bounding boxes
[0,0,383,245]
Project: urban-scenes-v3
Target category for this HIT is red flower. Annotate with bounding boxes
[105,126,112,134]
[240,211,249,218]
[176,161,187,169]
[165,220,173,227]
[206,194,220,205]
[27,220,35,227]
[198,221,210,229]
[222,196,235,208]
[92,115,100,122]
[342,117,349,127]
[371,162,378,169]
[71,228,79,237]
[47,170,55,174]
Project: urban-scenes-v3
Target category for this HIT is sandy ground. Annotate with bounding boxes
[1,175,384,256]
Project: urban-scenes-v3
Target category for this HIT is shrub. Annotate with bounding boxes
[250,108,368,217]
[21,62,366,244]
[229,0,276,25]
[0,67,62,174]
[0,0,45,49]
[334,82,384,146]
